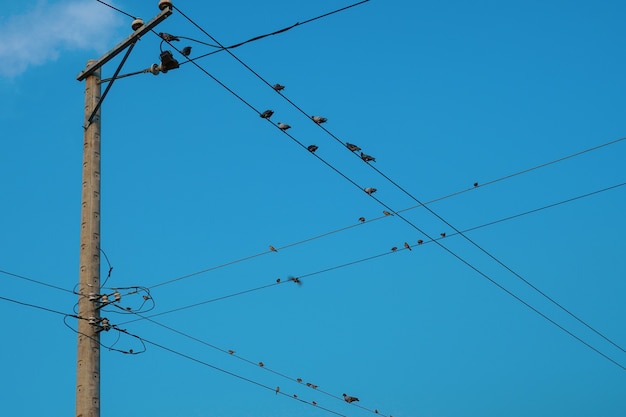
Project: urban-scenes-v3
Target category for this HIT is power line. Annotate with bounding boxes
[141,335,354,417]
[95,0,137,19]
[132,312,389,416]
[170,5,626,361]
[147,54,626,370]
[120,181,626,368]
[0,269,75,294]
[146,136,626,290]
[99,0,626,370]
[0,294,78,318]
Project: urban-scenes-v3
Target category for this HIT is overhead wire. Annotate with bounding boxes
[155,37,626,371]
[95,0,626,369]
[120,180,626,339]
[0,269,75,294]
[146,137,626,290]
[0,294,78,317]
[171,4,626,360]
[121,309,392,416]
[140,335,355,417]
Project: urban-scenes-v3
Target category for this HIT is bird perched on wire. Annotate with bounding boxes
[269,245,278,252]
[296,378,303,383]
[181,46,192,57]
[311,115,327,124]
[343,394,359,403]
[260,109,274,119]
[364,187,377,195]
[277,122,291,131]
[391,246,397,252]
[275,386,280,395]
[276,278,281,283]
[440,232,446,238]
[383,210,392,216]
[359,217,366,223]
[158,32,179,42]
[307,144,318,153]
[346,142,361,152]
[404,242,411,251]
[228,349,235,354]
[258,361,264,367]
[417,239,424,245]
[360,152,376,162]
[288,276,302,286]
[272,83,285,91]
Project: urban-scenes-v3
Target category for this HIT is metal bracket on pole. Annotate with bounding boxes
[84,41,137,129]
[76,5,173,82]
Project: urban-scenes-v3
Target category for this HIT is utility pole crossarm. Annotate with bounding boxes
[76,5,173,81]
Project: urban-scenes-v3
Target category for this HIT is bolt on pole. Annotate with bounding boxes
[76,61,102,417]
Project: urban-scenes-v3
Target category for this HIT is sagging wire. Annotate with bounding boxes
[73,285,155,316]
[100,247,114,288]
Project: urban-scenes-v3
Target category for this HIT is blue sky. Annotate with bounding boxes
[1,1,625,416]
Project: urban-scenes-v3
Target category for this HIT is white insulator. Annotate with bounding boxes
[101,294,109,304]
[88,293,98,301]
[131,18,144,31]
[114,291,121,302]
[158,0,173,11]
[88,317,97,325]
[101,318,111,331]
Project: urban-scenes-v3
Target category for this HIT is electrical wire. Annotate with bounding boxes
[119,180,626,330]
[144,43,626,370]
[100,247,114,287]
[0,294,78,317]
[95,0,137,19]
[171,4,626,360]
[0,269,75,294]
[146,137,626,290]
[119,280,283,325]
[99,0,626,370]
[124,310,391,416]
[140,335,355,417]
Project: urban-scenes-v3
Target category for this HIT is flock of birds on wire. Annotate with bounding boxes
[147,38,456,415]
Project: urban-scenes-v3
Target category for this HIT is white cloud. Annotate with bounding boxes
[0,0,124,78]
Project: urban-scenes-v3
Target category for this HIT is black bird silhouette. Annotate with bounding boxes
[360,152,376,162]
[311,115,327,124]
[307,144,318,153]
[364,187,377,195]
[272,83,285,91]
[346,142,361,152]
[181,46,192,57]
[343,393,359,403]
[158,32,179,42]
[260,109,274,119]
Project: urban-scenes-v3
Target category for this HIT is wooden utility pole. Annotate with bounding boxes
[76,60,102,417]
[74,4,173,417]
